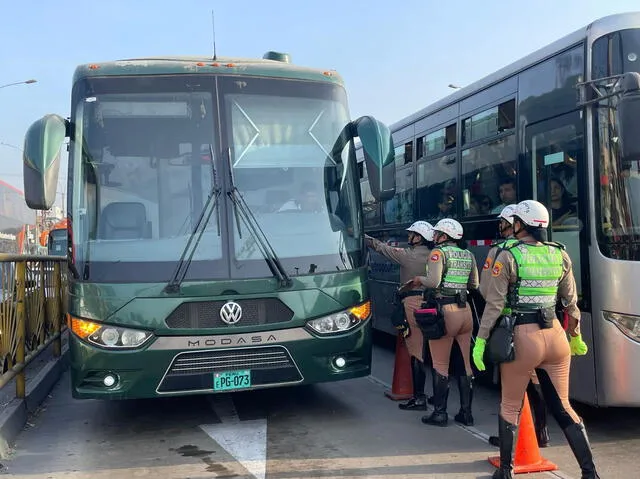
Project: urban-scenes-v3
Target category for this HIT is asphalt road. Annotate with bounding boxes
[0,342,637,478]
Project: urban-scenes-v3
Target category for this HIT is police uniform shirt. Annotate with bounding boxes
[417,246,480,291]
[479,236,514,299]
[477,235,580,340]
[365,236,431,289]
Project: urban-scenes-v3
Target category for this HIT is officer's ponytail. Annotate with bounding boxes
[456,239,469,250]
[529,227,548,243]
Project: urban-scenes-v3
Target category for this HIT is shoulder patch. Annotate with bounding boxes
[483,256,493,270]
[430,250,442,262]
[492,261,504,277]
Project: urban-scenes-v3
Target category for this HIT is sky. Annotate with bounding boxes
[1,0,639,210]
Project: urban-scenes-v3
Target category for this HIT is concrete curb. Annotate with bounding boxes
[0,345,69,458]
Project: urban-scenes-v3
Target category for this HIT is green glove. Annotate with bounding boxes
[570,334,588,356]
[473,337,487,371]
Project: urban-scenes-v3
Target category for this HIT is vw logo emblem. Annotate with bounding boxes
[220,301,242,325]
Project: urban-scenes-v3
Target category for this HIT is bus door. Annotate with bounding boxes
[525,111,596,403]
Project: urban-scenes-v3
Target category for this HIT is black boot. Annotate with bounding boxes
[563,420,600,479]
[488,435,500,447]
[427,367,436,405]
[492,415,517,479]
[454,375,474,426]
[399,358,427,410]
[527,381,550,447]
[421,372,449,426]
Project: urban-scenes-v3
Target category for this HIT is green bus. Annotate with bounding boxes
[21,51,396,399]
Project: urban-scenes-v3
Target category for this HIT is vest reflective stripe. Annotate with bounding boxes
[507,243,563,310]
[439,245,473,295]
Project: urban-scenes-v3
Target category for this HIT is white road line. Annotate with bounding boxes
[201,394,267,479]
[368,375,576,479]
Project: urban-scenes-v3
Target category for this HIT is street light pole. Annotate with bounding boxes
[0,79,37,89]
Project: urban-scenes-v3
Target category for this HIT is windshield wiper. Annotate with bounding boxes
[164,145,221,294]
[225,148,292,288]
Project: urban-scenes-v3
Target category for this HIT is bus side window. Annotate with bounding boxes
[417,153,457,220]
[461,135,517,217]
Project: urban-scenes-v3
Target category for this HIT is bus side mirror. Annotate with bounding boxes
[617,72,640,163]
[353,116,396,202]
[23,114,67,210]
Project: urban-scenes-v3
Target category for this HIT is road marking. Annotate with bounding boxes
[369,375,576,479]
[201,394,267,479]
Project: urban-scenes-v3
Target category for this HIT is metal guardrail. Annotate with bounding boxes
[0,254,68,398]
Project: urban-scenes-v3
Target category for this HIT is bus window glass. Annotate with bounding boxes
[461,135,517,216]
[417,154,457,220]
[462,100,515,145]
[361,180,380,227]
[383,165,414,225]
[531,124,581,229]
[592,29,640,260]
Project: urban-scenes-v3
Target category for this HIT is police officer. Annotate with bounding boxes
[480,204,551,449]
[412,218,479,427]
[365,221,435,410]
[472,200,597,479]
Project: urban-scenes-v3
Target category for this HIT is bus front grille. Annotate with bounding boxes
[165,298,294,329]
[157,346,303,393]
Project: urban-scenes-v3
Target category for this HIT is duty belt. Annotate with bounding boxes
[436,296,460,306]
[513,309,556,326]
[399,290,423,300]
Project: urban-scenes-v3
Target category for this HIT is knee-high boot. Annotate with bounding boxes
[492,415,517,479]
[563,420,600,479]
[427,367,436,404]
[454,375,474,426]
[421,372,449,426]
[399,357,427,410]
[526,381,550,447]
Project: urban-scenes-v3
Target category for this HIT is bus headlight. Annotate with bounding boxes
[604,311,640,342]
[69,315,153,349]
[306,301,371,335]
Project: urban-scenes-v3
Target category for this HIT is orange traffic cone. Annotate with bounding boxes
[384,332,414,401]
[489,392,558,474]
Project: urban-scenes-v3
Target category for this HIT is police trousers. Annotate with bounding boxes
[429,303,473,377]
[499,320,580,426]
[403,295,424,361]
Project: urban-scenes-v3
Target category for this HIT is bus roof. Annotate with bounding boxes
[72,52,344,86]
[354,11,640,144]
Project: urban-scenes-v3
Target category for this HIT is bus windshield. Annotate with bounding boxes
[70,75,362,282]
[592,28,640,255]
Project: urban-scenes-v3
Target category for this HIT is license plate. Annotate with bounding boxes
[213,370,251,391]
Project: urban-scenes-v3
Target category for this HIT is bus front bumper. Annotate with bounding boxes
[69,325,372,400]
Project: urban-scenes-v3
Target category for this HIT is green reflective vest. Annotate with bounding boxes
[506,242,564,310]
[438,244,474,296]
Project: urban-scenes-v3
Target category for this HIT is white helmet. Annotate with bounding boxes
[406,221,434,241]
[433,218,463,240]
[513,200,549,228]
[497,204,517,225]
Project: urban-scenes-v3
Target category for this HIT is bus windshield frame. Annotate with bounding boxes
[592,28,640,259]
[69,74,363,283]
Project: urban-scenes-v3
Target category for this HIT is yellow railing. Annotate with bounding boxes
[0,254,68,398]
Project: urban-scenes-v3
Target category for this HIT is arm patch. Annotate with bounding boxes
[430,250,442,262]
[483,257,493,270]
[492,261,504,277]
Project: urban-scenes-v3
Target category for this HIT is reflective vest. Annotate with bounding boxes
[438,244,474,296]
[506,242,564,310]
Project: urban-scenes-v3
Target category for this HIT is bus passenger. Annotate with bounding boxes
[365,221,435,411]
[411,218,479,427]
[479,204,551,449]
[472,200,598,479]
[491,178,518,214]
